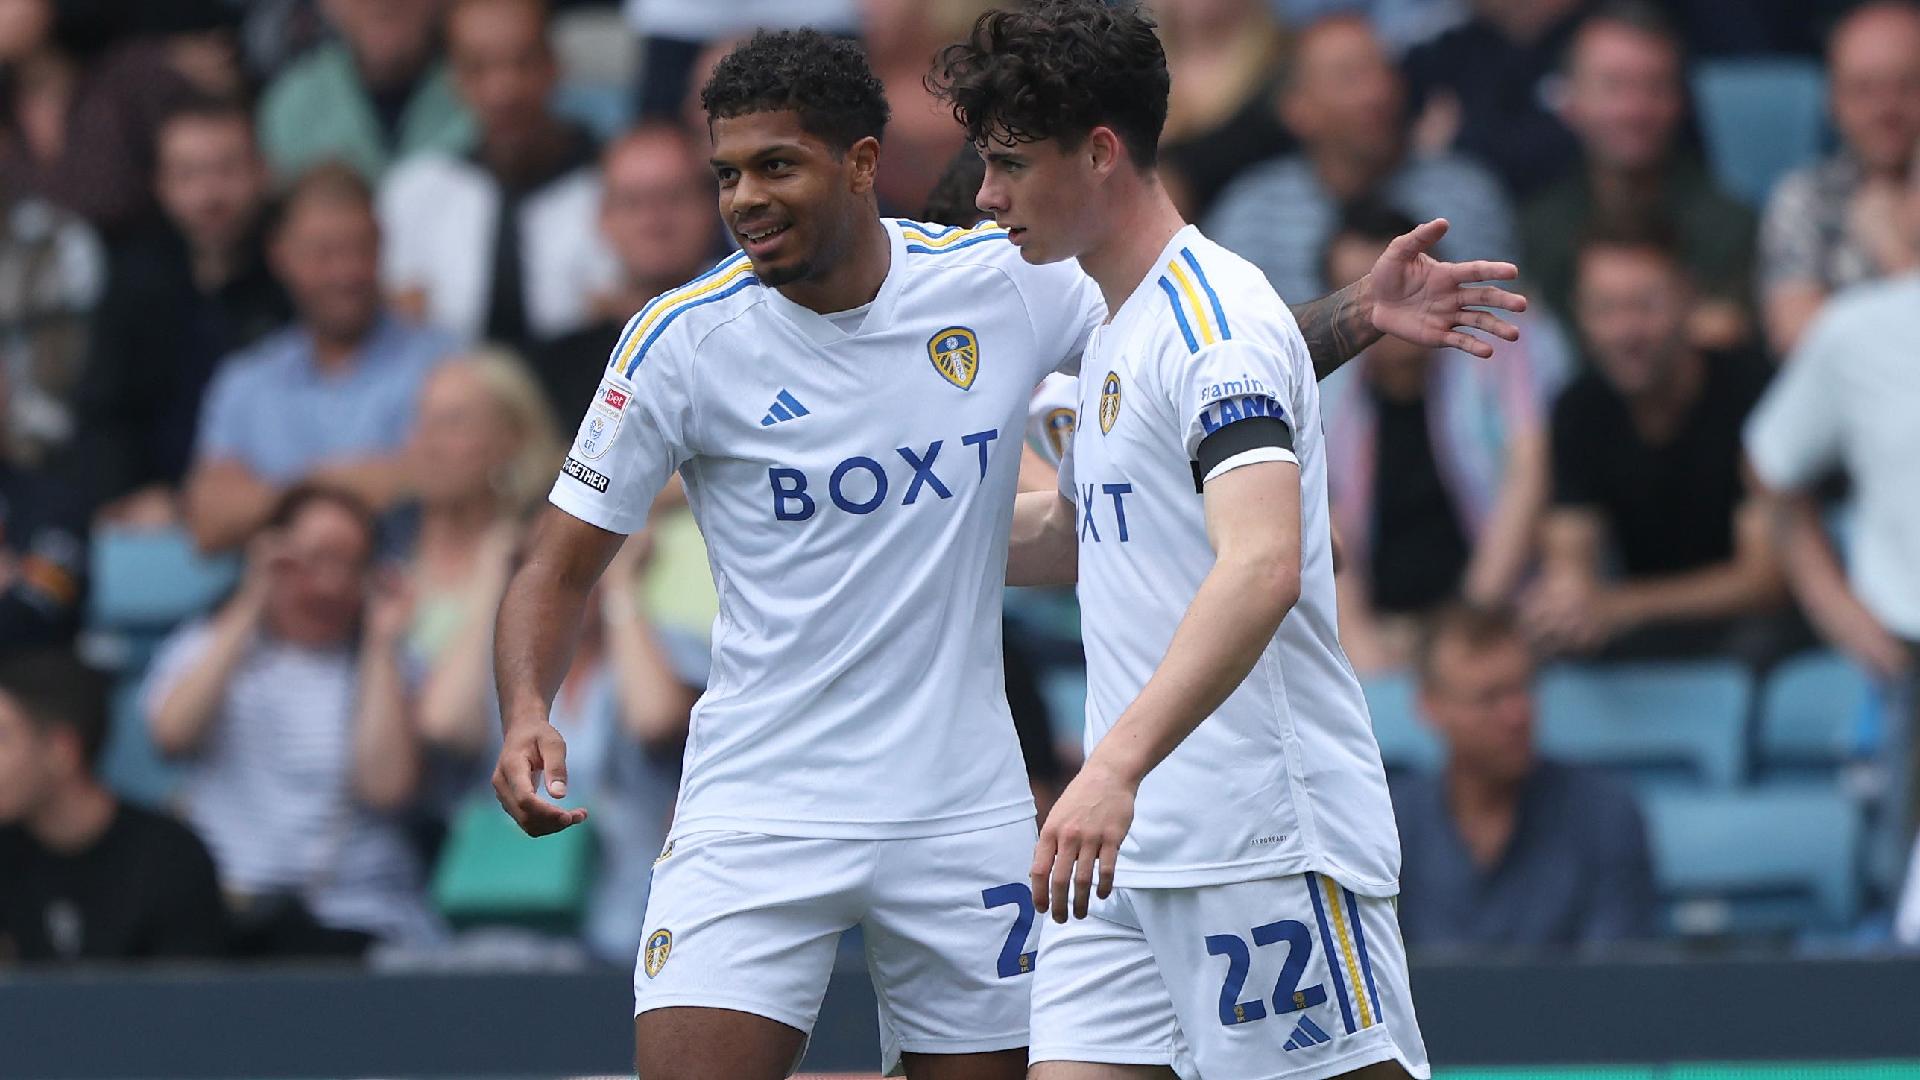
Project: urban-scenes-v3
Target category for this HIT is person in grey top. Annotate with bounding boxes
[1390,604,1657,953]
[1206,14,1516,303]
[1757,1,1920,354]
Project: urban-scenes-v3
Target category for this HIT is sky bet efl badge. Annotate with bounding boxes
[643,929,673,978]
[577,378,627,460]
[927,326,979,390]
[1099,371,1123,434]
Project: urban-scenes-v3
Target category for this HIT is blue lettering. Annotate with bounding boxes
[1102,483,1133,542]
[770,467,815,521]
[1201,407,1220,436]
[963,428,999,479]
[829,456,888,514]
[1218,398,1243,426]
[1078,483,1101,542]
[895,441,953,504]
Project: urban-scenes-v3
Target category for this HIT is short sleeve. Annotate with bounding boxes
[1757,169,1823,290]
[1160,336,1307,465]
[1013,260,1103,379]
[547,331,696,535]
[1745,309,1844,490]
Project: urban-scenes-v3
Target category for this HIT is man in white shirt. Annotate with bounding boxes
[932,2,1522,1076]
[493,25,1523,1080]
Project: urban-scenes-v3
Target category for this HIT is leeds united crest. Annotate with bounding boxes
[927,326,979,390]
[1098,371,1122,434]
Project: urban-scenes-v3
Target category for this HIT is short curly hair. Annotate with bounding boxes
[928,0,1170,168]
[700,29,890,154]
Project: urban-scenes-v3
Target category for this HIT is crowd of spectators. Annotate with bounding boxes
[0,0,1917,965]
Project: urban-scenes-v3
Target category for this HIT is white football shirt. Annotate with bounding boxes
[1025,372,1080,469]
[1065,225,1400,893]
[550,218,1104,839]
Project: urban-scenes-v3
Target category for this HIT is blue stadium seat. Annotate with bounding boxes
[1691,57,1828,206]
[96,677,183,809]
[1039,667,1088,747]
[553,82,629,141]
[1757,652,1881,779]
[1360,671,1443,773]
[1536,663,1751,787]
[1642,787,1862,935]
[86,528,237,631]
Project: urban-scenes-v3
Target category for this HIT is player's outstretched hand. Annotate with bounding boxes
[1032,759,1135,923]
[493,720,589,836]
[1369,218,1528,359]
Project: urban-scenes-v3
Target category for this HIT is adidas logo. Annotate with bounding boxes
[1281,1015,1334,1052]
[760,389,811,427]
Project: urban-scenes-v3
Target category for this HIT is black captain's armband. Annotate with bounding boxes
[1190,416,1294,492]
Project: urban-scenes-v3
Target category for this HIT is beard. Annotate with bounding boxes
[752,258,815,288]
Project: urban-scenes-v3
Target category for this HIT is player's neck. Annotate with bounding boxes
[1075,175,1188,316]
[775,215,892,315]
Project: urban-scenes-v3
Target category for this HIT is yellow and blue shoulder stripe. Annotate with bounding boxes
[897,218,1009,255]
[610,252,758,378]
[1156,246,1232,354]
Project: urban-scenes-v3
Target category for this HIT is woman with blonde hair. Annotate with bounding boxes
[1153,0,1295,220]
[399,348,564,757]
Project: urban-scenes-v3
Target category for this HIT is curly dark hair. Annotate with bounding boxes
[700,29,890,154]
[922,147,989,227]
[928,0,1170,168]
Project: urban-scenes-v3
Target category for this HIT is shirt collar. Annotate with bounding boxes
[760,220,908,348]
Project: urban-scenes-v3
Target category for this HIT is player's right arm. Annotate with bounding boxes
[491,508,624,836]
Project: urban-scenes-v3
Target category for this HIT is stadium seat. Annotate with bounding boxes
[1535,663,1751,788]
[1691,57,1828,206]
[554,82,629,140]
[86,527,237,631]
[96,678,183,809]
[1642,787,1862,935]
[1757,652,1882,779]
[1360,671,1443,773]
[433,795,596,935]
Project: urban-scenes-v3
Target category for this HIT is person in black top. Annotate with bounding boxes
[0,649,227,962]
[0,364,87,654]
[74,97,290,524]
[1523,223,1785,659]
[533,123,719,427]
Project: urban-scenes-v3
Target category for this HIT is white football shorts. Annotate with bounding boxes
[633,819,1040,1076]
[1030,871,1430,1080]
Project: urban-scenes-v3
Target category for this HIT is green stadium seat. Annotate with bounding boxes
[1537,663,1751,788]
[1757,652,1881,778]
[1643,787,1862,936]
[1691,57,1828,206]
[432,794,596,935]
[1361,671,1443,773]
[86,527,237,631]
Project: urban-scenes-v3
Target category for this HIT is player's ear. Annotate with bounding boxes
[1087,127,1122,178]
[845,135,881,195]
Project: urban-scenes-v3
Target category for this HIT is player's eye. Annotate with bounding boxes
[715,167,738,185]
[764,160,792,174]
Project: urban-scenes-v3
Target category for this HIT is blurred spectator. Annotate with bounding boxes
[1152,0,1294,222]
[533,123,715,424]
[403,351,562,761]
[0,649,226,963]
[0,0,194,237]
[0,361,85,654]
[185,163,455,554]
[258,0,475,182]
[0,170,102,460]
[1524,3,1756,351]
[1206,14,1516,302]
[379,0,616,352]
[1758,1,1920,354]
[861,0,985,214]
[624,0,857,123]
[1392,604,1656,952]
[1401,0,1588,201]
[144,485,440,955]
[76,99,291,526]
[1746,154,1920,684]
[1523,227,1783,659]
[1320,203,1565,673]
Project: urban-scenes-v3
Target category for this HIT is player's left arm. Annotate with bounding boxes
[1034,455,1302,921]
[1290,218,1528,379]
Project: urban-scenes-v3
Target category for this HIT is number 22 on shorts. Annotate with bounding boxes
[1205,920,1328,1026]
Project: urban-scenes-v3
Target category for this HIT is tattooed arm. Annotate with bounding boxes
[1290,218,1529,380]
